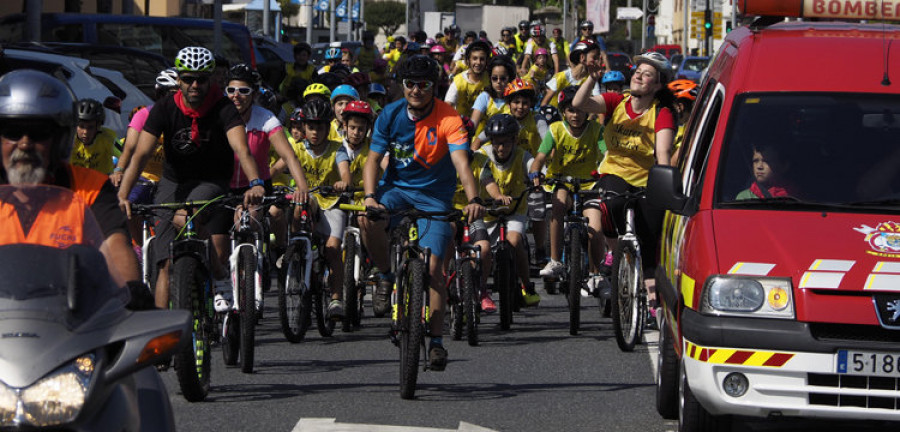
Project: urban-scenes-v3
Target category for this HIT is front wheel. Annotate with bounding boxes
[461,261,479,346]
[342,236,359,332]
[611,240,643,351]
[495,246,513,331]
[449,260,464,341]
[657,311,680,419]
[567,228,586,336]
[238,247,257,373]
[170,255,211,402]
[679,358,733,432]
[279,250,309,343]
[314,261,335,338]
[399,258,425,400]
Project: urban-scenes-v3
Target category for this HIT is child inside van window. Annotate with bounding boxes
[736,145,791,200]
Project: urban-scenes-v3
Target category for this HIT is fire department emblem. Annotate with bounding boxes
[854,222,900,257]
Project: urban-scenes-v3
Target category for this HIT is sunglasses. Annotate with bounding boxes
[0,124,54,142]
[225,86,253,96]
[491,75,509,82]
[501,33,511,37]
[402,79,434,91]
[180,74,210,85]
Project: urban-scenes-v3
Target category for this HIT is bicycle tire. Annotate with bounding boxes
[611,240,642,351]
[314,266,335,337]
[342,236,359,332]
[238,247,256,373]
[170,255,211,402]
[496,246,513,331]
[279,251,309,343]
[399,258,425,400]
[221,313,239,366]
[568,227,586,336]
[461,261,479,346]
[449,260,463,341]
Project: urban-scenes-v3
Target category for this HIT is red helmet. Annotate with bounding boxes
[504,78,536,101]
[342,100,375,123]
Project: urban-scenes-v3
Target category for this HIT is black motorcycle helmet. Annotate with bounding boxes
[484,113,520,138]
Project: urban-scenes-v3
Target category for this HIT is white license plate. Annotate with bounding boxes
[837,350,900,376]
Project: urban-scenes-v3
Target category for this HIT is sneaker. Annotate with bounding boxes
[604,251,614,267]
[539,259,565,277]
[584,274,600,297]
[214,278,233,313]
[522,285,541,307]
[428,343,448,371]
[327,299,345,320]
[373,273,393,317]
[480,292,497,313]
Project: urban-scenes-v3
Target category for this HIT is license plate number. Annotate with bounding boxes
[837,350,900,376]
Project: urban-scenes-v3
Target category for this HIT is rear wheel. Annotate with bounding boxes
[657,311,680,420]
[449,260,463,341]
[238,247,256,373]
[314,261,335,337]
[612,240,643,352]
[279,249,308,343]
[496,246,513,331]
[461,261,478,346]
[170,256,211,402]
[567,228,586,336]
[399,258,425,400]
[342,236,359,333]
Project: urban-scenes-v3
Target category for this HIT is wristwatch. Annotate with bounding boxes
[364,193,378,200]
[469,196,485,206]
[249,178,265,188]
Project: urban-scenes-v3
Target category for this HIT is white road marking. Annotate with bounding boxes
[292,418,498,432]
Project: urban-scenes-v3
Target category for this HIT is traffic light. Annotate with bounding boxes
[704,8,713,38]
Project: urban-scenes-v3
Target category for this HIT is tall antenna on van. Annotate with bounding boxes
[883,13,892,86]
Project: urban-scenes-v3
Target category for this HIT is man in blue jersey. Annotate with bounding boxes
[361,55,484,371]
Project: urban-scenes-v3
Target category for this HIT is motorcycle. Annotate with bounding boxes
[0,184,189,431]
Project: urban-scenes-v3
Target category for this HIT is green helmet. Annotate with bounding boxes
[175,46,216,73]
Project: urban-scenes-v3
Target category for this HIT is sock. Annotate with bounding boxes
[430,336,443,347]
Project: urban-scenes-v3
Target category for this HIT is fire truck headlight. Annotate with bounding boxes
[701,276,794,319]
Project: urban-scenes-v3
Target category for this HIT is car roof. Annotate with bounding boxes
[719,21,900,94]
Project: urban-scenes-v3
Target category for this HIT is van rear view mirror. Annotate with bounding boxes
[647,165,692,215]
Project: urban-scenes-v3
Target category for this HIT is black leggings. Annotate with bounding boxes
[597,174,663,269]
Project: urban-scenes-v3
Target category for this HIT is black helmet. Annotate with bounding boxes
[255,85,279,114]
[539,105,561,123]
[465,40,492,60]
[76,98,105,124]
[580,20,595,31]
[465,30,477,40]
[328,63,351,81]
[299,98,334,123]
[557,86,579,110]
[315,71,343,91]
[293,42,312,55]
[226,63,260,87]
[518,20,529,30]
[398,55,440,84]
[0,69,77,165]
[484,113,520,138]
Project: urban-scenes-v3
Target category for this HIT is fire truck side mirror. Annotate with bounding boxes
[647,165,694,216]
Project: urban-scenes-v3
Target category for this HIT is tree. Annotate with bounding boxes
[365,1,405,37]
[277,0,300,18]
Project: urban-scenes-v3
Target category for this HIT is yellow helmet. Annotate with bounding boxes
[303,82,331,99]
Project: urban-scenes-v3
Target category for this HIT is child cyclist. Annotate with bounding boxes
[469,55,516,141]
[445,40,492,118]
[336,100,380,205]
[294,98,349,320]
[530,87,606,284]
[329,84,360,143]
[71,98,118,175]
[480,114,541,306]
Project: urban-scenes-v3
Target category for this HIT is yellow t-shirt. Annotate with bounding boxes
[473,96,511,139]
[270,133,304,187]
[541,120,603,188]
[297,139,343,209]
[344,141,371,205]
[329,119,344,143]
[600,96,659,187]
[279,63,316,93]
[481,146,530,218]
[451,72,489,118]
[546,69,589,107]
[452,151,489,211]
[517,113,542,157]
[71,127,117,174]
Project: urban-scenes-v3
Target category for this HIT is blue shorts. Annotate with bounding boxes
[377,187,453,260]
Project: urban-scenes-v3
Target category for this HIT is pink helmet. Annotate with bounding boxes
[430,44,447,54]
[535,47,549,56]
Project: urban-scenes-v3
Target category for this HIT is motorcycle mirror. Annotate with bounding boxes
[67,253,78,311]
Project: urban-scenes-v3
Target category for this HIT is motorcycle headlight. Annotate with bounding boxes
[701,276,794,319]
[0,354,95,427]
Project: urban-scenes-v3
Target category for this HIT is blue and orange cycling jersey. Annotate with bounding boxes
[370,98,469,202]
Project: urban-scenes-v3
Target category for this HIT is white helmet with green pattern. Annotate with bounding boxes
[174,46,216,73]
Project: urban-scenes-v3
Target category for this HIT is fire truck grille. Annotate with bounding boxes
[810,323,900,344]
[808,373,900,410]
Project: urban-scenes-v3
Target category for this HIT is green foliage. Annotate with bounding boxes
[365,1,406,36]
[278,0,300,17]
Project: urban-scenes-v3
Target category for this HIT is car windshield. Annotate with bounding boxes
[716,93,900,208]
[682,58,708,72]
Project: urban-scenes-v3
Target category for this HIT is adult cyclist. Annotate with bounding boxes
[361,55,485,371]
[117,46,268,310]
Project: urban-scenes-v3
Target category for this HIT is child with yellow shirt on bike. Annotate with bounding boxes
[71,98,118,175]
[445,41,492,118]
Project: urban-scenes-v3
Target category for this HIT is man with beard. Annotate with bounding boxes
[0,69,140,288]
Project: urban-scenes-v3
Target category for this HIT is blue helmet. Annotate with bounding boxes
[368,82,387,96]
[324,47,341,61]
[330,84,360,102]
[602,70,626,85]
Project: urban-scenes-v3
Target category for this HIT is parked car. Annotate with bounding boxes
[89,66,154,131]
[673,55,710,82]
[651,43,682,59]
[253,35,292,89]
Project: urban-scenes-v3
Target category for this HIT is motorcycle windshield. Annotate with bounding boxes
[0,185,123,324]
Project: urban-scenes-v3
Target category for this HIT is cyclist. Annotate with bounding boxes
[303,82,332,105]
[361,55,485,371]
[550,27,571,66]
[0,69,140,290]
[542,39,602,107]
[329,84,360,143]
[336,100,379,206]
[340,48,361,73]
[602,70,627,94]
[667,79,698,164]
[367,83,388,115]
[480,114,540,306]
[445,40,492,118]
[294,98,348,319]
[530,87,605,282]
[319,47,343,74]
[117,46,268,309]
[280,42,316,94]
[469,55,516,141]
[356,32,378,73]
[521,23,560,76]
[514,20,530,56]
[571,20,610,74]
[70,98,118,175]
[523,48,552,91]
[497,27,518,60]
[572,51,676,323]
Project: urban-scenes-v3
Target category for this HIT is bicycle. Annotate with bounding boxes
[600,188,649,352]
[220,193,288,373]
[447,215,482,346]
[337,187,370,332]
[543,175,602,336]
[132,197,226,402]
[277,186,339,343]
[340,203,461,400]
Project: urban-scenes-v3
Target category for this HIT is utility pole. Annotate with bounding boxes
[330,0,336,42]
[263,0,270,38]
[306,1,313,44]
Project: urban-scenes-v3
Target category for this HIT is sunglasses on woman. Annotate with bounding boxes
[225,86,254,96]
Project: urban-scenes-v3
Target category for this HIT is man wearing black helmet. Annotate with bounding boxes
[571,20,610,73]
[514,20,530,57]
[361,55,485,371]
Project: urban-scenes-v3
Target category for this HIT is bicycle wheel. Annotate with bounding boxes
[279,249,309,343]
[495,246,513,331]
[342,235,359,333]
[170,255,211,402]
[449,260,463,341]
[238,247,256,373]
[221,313,239,366]
[611,240,643,351]
[314,264,335,337]
[461,261,479,346]
[568,227,586,336]
[399,258,425,400]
